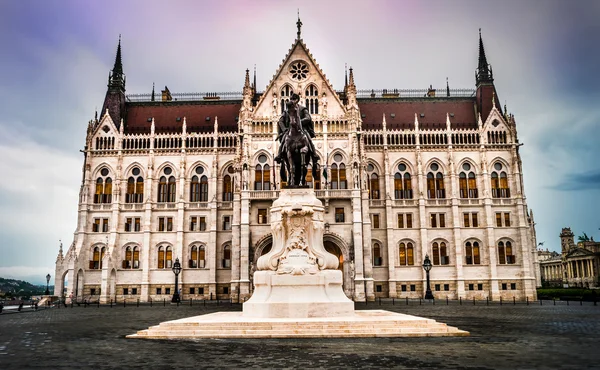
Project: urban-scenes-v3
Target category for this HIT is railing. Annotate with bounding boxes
[369,199,385,207]
[187,202,209,209]
[393,199,417,207]
[126,91,245,102]
[356,88,476,99]
[459,199,481,205]
[122,203,144,210]
[219,202,233,209]
[249,190,279,199]
[427,199,448,206]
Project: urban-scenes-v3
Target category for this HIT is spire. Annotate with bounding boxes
[101,36,126,128]
[253,64,257,91]
[244,68,251,89]
[348,66,355,87]
[446,77,450,97]
[296,9,302,40]
[476,28,493,85]
[113,34,123,75]
[151,82,155,102]
[344,63,348,89]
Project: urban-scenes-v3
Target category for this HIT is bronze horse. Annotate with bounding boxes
[277,99,319,187]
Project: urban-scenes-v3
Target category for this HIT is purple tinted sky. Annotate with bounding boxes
[0,0,599,284]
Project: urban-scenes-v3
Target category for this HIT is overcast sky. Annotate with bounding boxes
[0,0,598,284]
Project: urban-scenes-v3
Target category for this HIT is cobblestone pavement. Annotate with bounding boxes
[1,300,599,369]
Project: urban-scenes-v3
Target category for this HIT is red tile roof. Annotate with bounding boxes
[124,101,241,134]
[357,98,477,131]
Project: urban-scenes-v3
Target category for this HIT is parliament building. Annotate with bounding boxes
[54,21,540,302]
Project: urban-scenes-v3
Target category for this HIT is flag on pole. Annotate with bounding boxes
[322,164,328,181]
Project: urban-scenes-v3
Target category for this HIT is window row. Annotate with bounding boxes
[371,240,518,267]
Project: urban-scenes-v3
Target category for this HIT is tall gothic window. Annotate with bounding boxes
[498,240,516,264]
[432,241,449,265]
[305,164,321,189]
[157,245,173,269]
[189,245,206,268]
[367,163,380,199]
[123,246,140,269]
[158,167,176,203]
[90,246,106,269]
[399,242,414,266]
[280,85,292,112]
[459,163,478,198]
[373,243,383,266]
[254,155,271,190]
[94,167,112,204]
[465,241,481,265]
[222,244,231,268]
[126,167,144,203]
[491,162,510,198]
[223,166,234,201]
[394,163,413,199]
[330,153,347,190]
[427,162,445,199]
[305,85,319,114]
[190,166,208,202]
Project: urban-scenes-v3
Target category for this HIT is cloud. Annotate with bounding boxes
[552,171,600,191]
[0,266,55,285]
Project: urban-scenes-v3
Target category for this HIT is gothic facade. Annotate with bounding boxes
[54,24,539,302]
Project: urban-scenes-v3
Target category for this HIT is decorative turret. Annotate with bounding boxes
[476,29,493,85]
[100,36,126,128]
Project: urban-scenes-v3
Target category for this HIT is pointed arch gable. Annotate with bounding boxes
[253,150,274,163]
[391,158,415,174]
[455,158,478,175]
[489,156,510,170]
[187,160,211,178]
[365,158,383,174]
[92,163,116,178]
[123,162,146,177]
[424,157,447,173]
[155,161,179,177]
[219,160,236,177]
[328,149,349,163]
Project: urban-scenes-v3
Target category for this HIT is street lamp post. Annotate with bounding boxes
[171,258,181,303]
[45,274,51,296]
[422,255,434,300]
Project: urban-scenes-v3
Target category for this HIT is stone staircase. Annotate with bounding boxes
[127,310,469,339]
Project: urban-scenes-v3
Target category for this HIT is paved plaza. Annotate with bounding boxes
[1,300,599,369]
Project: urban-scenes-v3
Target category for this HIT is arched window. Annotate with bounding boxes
[254,155,271,190]
[459,163,478,198]
[94,167,112,204]
[91,247,100,269]
[330,153,347,189]
[305,85,319,114]
[305,164,321,189]
[465,241,481,265]
[189,245,206,268]
[491,162,510,198]
[373,243,383,266]
[223,166,234,201]
[158,167,176,203]
[427,162,445,199]
[126,167,144,203]
[123,246,140,269]
[367,163,380,199]
[222,245,231,268]
[399,242,414,266]
[432,241,449,265]
[394,163,413,199]
[498,240,516,264]
[157,245,172,269]
[190,166,208,202]
[280,85,293,112]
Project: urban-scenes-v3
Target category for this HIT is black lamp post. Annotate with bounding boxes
[45,274,51,296]
[171,258,181,303]
[423,255,434,300]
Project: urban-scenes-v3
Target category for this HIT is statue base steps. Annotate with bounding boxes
[242,270,354,318]
[127,310,469,339]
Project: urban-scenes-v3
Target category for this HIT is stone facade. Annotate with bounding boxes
[539,227,600,288]
[55,25,539,302]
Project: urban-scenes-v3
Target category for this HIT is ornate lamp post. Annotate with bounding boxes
[422,255,434,300]
[45,274,51,296]
[171,258,181,303]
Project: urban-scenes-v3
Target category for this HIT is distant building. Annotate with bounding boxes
[539,228,600,288]
[54,21,539,303]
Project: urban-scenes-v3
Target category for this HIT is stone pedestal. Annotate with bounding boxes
[243,188,354,318]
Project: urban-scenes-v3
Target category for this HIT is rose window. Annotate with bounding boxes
[290,61,309,81]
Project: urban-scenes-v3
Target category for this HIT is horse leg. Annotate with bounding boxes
[286,150,295,186]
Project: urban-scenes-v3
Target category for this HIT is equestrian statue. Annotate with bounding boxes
[274,93,320,187]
